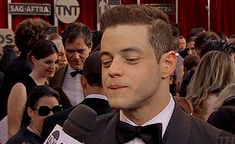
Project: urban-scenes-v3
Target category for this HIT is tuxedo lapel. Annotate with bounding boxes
[86,112,119,144]
[91,107,192,144]
[49,65,72,108]
[101,112,119,144]
[162,105,191,144]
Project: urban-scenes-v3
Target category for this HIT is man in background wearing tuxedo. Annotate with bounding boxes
[49,22,92,108]
[41,51,113,140]
[85,5,234,144]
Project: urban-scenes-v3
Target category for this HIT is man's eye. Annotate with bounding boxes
[66,50,74,53]
[77,49,85,54]
[58,52,64,56]
[55,60,59,64]
[125,58,140,64]
[101,60,112,68]
[45,61,53,65]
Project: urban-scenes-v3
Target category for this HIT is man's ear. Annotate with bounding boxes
[31,55,36,64]
[88,44,92,53]
[80,75,88,89]
[160,51,177,79]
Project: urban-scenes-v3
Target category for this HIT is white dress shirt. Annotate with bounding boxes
[86,94,108,100]
[120,96,175,144]
[62,65,84,106]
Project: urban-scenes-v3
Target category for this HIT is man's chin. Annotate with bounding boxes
[109,100,135,110]
[71,65,82,70]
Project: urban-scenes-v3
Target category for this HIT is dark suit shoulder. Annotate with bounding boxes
[190,116,220,142]
[98,110,117,120]
[163,105,234,144]
[189,115,235,144]
[207,106,235,134]
[86,111,119,144]
[95,111,118,130]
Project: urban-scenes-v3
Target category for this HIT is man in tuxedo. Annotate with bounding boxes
[41,51,113,140]
[85,5,234,144]
[49,22,92,108]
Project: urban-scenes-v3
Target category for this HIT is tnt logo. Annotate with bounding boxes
[218,136,235,144]
[55,0,80,23]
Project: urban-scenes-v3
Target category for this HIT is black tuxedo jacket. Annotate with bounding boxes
[207,106,235,134]
[85,105,234,144]
[49,65,72,109]
[41,98,113,141]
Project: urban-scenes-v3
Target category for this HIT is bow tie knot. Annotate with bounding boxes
[70,70,83,77]
[116,121,162,144]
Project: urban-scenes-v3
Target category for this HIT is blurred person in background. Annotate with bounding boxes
[49,22,92,108]
[41,51,113,140]
[207,83,235,134]
[0,18,51,120]
[0,44,4,62]
[7,85,62,144]
[187,51,235,121]
[0,44,19,73]
[186,36,197,56]
[178,35,187,52]
[200,40,235,61]
[194,31,220,58]
[188,27,205,38]
[7,40,58,138]
[49,33,68,70]
[217,32,228,42]
[228,34,235,44]
[179,54,200,97]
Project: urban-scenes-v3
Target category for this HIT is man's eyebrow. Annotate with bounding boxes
[120,47,142,54]
[100,51,112,58]
[100,47,142,58]
[66,47,86,50]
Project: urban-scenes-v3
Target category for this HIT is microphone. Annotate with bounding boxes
[63,104,97,142]
[44,104,97,144]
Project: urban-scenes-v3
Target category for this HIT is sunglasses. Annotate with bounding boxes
[34,105,63,116]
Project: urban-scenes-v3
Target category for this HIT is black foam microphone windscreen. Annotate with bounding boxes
[63,104,97,142]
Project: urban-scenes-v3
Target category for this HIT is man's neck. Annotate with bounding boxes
[122,93,171,125]
[84,87,105,98]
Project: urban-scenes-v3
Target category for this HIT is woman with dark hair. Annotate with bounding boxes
[0,18,51,121]
[7,40,59,138]
[7,85,62,144]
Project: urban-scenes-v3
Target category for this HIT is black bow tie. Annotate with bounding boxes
[116,121,162,144]
[70,70,83,77]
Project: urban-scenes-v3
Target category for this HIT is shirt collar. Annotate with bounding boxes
[85,94,108,101]
[120,95,175,137]
[67,64,76,74]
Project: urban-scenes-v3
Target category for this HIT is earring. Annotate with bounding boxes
[161,76,165,79]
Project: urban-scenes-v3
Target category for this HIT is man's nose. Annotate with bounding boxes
[107,58,124,78]
[73,51,82,58]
